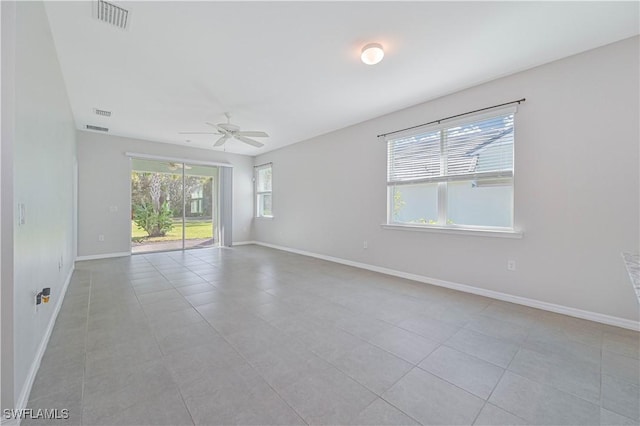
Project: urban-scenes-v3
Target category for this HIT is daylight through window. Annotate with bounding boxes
[387,108,515,230]
[255,163,273,218]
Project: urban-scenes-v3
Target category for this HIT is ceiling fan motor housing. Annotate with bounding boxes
[218,123,240,133]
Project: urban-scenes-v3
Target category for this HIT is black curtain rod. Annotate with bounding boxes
[254,162,273,168]
[377,98,526,139]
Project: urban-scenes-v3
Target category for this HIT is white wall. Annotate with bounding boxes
[9,0,77,408]
[1,0,17,412]
[76,131,254,257]
[254,37,640,323]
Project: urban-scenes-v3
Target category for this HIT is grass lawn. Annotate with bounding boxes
[132,218,213,243]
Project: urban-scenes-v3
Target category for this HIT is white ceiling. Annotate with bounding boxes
[44,1,639,156]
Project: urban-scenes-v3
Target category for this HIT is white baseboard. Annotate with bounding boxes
[9,265,75,425]
[252,241,639,331]
[232,241,257,246]
[76,251,131,261]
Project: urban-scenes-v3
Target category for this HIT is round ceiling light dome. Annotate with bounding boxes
[361,43,384,65]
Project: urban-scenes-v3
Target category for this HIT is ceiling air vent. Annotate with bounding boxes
[86,125,109,132]
[94,0,129,30]
[94,108,112,117]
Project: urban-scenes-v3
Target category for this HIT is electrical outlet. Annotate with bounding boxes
[507,260,516,271]
[98,234,105,242]
[363,241,368,249]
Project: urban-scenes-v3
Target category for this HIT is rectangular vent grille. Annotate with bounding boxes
[94,108,112,117]
[95,0,129,30]
[86,125,109,132]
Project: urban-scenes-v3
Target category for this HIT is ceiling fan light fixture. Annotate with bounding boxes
[361,42,384,65]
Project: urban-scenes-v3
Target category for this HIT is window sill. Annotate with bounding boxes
[381,223,523,239]
[255,216,274,220]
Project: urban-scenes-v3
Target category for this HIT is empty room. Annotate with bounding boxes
[1,1,639,425]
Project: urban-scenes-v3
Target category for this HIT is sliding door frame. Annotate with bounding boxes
[127,152,232,253]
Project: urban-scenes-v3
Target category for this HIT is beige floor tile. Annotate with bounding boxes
[347,398,419,425]
[419,345,504,399]
[473,403,528,425]
[332,341,413,394]
[382,367,485,425]
[446,328,519,368]
[367,326,440,365]
[25,246,640,426]
[489,371,600,425]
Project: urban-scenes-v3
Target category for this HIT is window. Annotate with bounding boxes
[190,187,204,214]
[255,163,273,218]
[387,109,515,230]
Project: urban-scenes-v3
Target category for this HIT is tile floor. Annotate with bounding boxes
[25,245,640,425]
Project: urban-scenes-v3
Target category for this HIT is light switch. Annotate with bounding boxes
[18,203,26,226]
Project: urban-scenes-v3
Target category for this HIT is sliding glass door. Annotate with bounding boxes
[130,158,218,253]
[183,163,217,250]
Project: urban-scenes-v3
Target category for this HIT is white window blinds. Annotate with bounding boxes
[387,111,514,186]
[255,163,273,218]
[387,129,441,184]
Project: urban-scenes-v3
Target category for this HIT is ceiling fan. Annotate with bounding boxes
[179,113,268,148]
[165,162,192,171]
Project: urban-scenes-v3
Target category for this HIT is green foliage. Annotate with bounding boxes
[133,201,174,237]
[131,219,214,243]
[131,171,213,219]
[409,218,455,225]
[393,188,405,220]
[157,201,174,234]
[411,218,438,224]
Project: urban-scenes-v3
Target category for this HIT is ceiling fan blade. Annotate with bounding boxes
[178,131,219,134]
[205,121,223,130]
[236,131,269,138]
[207,122,231,136]
[214,135,229,147]
[166,162,192,170]
[235,135,264,148]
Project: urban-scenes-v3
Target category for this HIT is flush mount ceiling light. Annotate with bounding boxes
[361,42,384,65]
